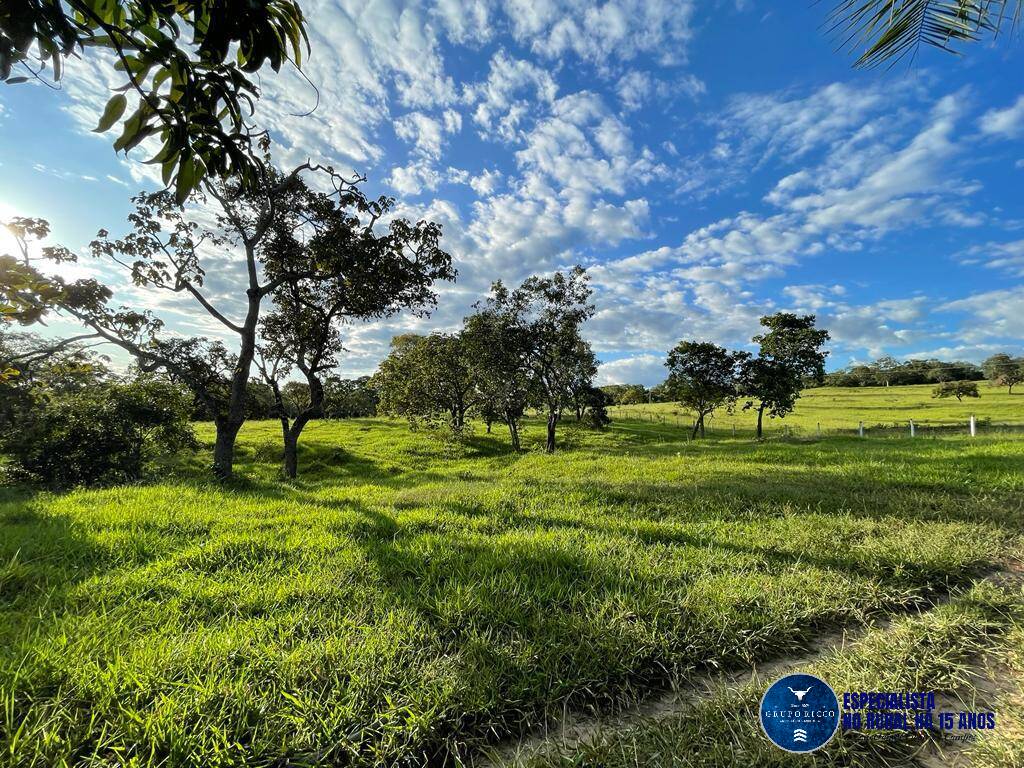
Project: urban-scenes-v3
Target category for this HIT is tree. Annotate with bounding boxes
[0,329,110,427]
[1,163,450,479]
[462,308,533,450]
[933,380,980,401]
[2,0,308,201]
[617,384,649,405]
[982,353,1024,394]
[322,376,378,418]
[375,333,476,435]
[873,355,900,387]
[566,340,600,420]
[740,313,830,438]
[829,0,1021,68]
[256,202,453,477]
[480,267,596,453]
[736,356,802,439]
[664,341,740,439]
[649,381,673,402]
[578,386,611,429]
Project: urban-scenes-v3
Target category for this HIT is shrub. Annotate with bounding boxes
[581,404,611,430]
[1,379,196,487]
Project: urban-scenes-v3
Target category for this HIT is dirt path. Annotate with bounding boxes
[475,564,1024,768]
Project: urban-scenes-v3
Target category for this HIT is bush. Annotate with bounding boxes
[1,379,196,487]
[581,404,611,430]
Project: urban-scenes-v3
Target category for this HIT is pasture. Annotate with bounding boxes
[609,382,1024,436]
[1,389,1023,767]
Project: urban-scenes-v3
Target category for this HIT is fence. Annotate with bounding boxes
[607,407,1024,440]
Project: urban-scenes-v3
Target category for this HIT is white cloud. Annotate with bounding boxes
[979,95,1024,139]
[432,0,495,45]
[596,353,665,385]
[395,110,461,158]
[960,239,1024,277]
[941,287,1024,343]
[616,71,652,112]
[466,50,558,142]
[506,0,697,66]
[386,162,444,195]
[469,168,503,195]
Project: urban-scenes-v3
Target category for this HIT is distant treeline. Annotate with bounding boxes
[823,357,984,387]
[600,353,1024,405]
[226,376,379,421]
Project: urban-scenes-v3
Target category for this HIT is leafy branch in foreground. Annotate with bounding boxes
[830,0,1021,67]
[1,0,308,200]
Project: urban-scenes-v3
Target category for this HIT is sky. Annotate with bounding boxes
[1,0,1023,386]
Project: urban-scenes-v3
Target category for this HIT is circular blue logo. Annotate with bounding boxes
[759,673,840,753]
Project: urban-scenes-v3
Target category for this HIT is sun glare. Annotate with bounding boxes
[0,200,23,256]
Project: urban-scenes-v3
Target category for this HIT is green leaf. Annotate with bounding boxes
[94,94,128,133]
[174,155,196,204]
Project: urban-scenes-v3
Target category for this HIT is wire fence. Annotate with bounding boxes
[607,408,1024,440]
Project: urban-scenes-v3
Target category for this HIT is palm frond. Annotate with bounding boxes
[829,0,1022,67]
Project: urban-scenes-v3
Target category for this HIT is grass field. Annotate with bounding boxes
[608,383,1024,436]
[2,390,1023,766]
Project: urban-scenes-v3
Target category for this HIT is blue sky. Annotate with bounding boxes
[1,0,1023,385]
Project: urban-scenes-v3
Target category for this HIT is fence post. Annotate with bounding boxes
[858,421,864,438]
[816,422,821,438]
[909,419,915,438]
[732,424,736,437]
[784,424,789,438]
[970,415,976,437]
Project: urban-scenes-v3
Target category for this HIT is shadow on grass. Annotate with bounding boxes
[0,488,108,611]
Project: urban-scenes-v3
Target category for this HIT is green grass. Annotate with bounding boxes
[522,578,1024,767]
[608,383,1024,436]
[1,404,1023,766]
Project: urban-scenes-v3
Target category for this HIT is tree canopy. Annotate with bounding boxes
[932,380,980,401]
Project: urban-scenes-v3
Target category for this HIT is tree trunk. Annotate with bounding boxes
[281,370,323,478]
[212,418,242,479]
[507,417,520,452]
[545,410,557,453]
[756,405,765,440]
[485,420,492,433]
[213,286,261,479]
[283,430,299,479]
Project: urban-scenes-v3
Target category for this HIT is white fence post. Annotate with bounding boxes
[858,421,864,438]
[909,419,915,438]
[970,415,977,437]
